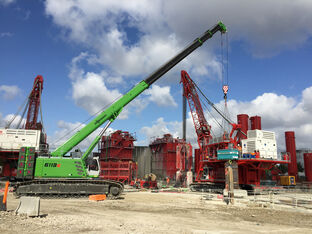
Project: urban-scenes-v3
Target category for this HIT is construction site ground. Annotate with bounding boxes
[1,189,312,234]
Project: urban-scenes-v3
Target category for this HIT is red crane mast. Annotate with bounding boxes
[25,75,44,130]
[180,70,211,156]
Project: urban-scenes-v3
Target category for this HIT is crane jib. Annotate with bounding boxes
[51,21,227,157]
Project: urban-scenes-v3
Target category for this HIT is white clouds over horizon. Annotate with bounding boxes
[140,86,312,150]
[68,53,178,119]
[1,85,311,150]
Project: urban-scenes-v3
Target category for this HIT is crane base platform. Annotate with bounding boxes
[13,179,124,198]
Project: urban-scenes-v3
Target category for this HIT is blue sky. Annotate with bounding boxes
[0,0,312,152]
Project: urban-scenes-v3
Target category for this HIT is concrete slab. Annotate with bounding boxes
[15,196,40,217]
[223,189,248,198]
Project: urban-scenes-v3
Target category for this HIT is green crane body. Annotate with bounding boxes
[33,22,226,179]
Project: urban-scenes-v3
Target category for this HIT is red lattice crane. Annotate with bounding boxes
[5,75,44,131]
[25,75,44,130]
[180,70,211,156]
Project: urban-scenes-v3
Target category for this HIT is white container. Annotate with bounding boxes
[241,138,277,160]
[0,128,41,151]
[247,129,276,140]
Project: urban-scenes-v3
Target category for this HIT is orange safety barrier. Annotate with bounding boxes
[3,181,9,204]
[89,194,107,201]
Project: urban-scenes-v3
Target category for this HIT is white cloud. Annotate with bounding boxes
[0,113,25,129]
[72,71,123,115]
[140,117,183,145]
[0,32,13,38]
[0,85,20,100]
[144,85,177,107]
[163,0,312,58]
[68,53,178,119]
[44,0,223,83]
[140,86,312,151]
[45,0,312,89]
[0,0,15,6]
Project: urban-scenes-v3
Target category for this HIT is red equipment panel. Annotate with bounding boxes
[99,161,137,184]
[150,134,192,180]
[285,131,298,177]
[250,116,261,130]
[237,114,248,140]
[99,130,135,160]
[304,153,312,182]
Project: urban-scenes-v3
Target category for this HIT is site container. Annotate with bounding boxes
[217,149,239,160]
[280,175,296,186]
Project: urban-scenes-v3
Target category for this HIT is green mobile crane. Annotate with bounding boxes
[14,22,226,197]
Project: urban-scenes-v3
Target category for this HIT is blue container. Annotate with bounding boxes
[217,149,239,160]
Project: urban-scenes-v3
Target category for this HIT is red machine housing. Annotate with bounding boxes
[150,134,192,180]
[304,153,312,182]
[237,114,248,140]
[98,130,137,184]
[250,116,261,130]
[285,131,298,178]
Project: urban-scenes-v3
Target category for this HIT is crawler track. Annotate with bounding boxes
[13,179,124,199]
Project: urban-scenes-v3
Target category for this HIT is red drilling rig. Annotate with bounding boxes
[181,70,289,192]
[0,75,47,179]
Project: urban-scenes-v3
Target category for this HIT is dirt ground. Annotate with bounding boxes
[1,190,312,234]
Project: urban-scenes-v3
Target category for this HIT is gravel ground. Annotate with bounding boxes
[1,191,312,233]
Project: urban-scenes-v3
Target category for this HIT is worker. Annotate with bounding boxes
[166,177,170,186]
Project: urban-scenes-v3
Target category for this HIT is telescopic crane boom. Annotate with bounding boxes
[51,22,227,158]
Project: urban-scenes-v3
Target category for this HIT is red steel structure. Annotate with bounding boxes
[176,143,192,172]
[98,130,137,183]
[180,70,211,157]
[182,71,289,190]
[100,161,137,183]
[250,116,261,130]
[237,114,248,140]
[99,130,135,161]
[25,75,44,130]
[150,134,192,180]
[285,131,298,177]
[304,153,312,182]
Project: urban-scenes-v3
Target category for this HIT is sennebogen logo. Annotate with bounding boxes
[44,163,61,168]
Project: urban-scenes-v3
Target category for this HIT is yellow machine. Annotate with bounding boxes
[280,176,296,186]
